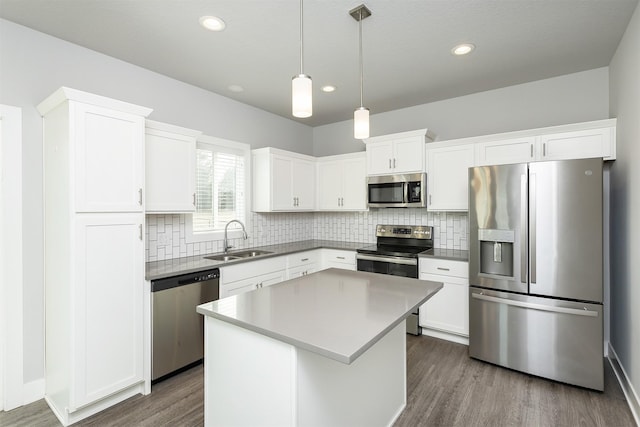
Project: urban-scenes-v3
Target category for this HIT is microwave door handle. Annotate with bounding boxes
[404,183,410,204]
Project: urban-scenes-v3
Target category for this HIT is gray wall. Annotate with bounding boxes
[0,18,313,384]
[312,68,609,156]
[609,1,640,409]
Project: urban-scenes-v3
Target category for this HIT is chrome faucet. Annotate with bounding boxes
[224,219,248,253]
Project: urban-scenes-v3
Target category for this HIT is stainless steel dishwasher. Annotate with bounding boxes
[151,268,220,382]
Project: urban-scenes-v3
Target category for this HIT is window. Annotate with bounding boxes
[186,135,250,242]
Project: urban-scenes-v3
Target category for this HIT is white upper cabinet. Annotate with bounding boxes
[426,142,475,211]
[475,119,616,166]
[475,137,536,166]
[252,148,316,212]
[539,126,615,161]
[317,152,367,211]
[73,102,146,212]
[145,120,200,213]
[364,129,435,175]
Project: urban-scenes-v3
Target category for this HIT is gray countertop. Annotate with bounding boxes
[196,268,443,364]
[146,239,365,280]
[419,248,469,262]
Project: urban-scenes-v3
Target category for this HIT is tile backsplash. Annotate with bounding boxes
[146,209,468,262]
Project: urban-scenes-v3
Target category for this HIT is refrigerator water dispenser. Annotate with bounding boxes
[478,229,515,277]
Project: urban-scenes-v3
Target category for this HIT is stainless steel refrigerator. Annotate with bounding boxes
[468,158,604,391]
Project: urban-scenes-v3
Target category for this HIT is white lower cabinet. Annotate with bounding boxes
[419,258,469,345]
[320,249,357,271]
[220,256,287,298]
[73,214,145,406]
[286,250,320,279]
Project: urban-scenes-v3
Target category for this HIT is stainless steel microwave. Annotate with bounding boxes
[367,173,427,208]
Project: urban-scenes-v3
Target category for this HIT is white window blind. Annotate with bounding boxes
[193,142,246,233]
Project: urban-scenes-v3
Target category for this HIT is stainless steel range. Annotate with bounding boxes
[357,224,433,335]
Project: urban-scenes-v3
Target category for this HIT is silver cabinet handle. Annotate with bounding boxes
[356,253,417,265]
[436,267,450,271]
[337,256,345,260]
[138,188,143,205]
[301,258,309,262]
[393,158,396,168]
[530,173,537,284]
[139,224,143,241]
[429,194,432,206]
[543,143,546,157]
[520,174,528,284]
[471,293,598,317]
[530,144,534,158]
[193,193,196,206]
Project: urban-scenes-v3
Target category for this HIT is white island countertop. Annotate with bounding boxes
[197,268,443,364]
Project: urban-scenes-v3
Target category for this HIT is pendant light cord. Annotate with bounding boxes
[300,0,304,74]
[359,9,364,108]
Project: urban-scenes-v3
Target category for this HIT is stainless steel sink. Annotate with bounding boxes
[203,250,272,262]
[232,250,273,258]
[203,254,241,262]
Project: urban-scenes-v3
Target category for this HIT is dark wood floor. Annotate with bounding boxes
[1,335,635,426]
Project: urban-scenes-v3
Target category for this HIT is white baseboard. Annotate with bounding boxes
[23,378,45,406]
[421,328,469,346]
[608,342,640,426]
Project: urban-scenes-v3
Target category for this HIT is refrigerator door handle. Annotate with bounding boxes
[530,173,537,284]
[520,174,527,284]
[471,292,598,317]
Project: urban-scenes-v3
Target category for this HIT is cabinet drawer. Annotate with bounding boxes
[419,258,468,279]
[286,250,321,269]
[322,249,356,266]
[221,256,286,284]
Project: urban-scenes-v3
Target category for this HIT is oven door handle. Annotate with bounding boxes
[356,254,418,266]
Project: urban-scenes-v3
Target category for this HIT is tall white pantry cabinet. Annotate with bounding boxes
[37,87,152,426]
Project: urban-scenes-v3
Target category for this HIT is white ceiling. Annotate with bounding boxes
[1,0,637,127]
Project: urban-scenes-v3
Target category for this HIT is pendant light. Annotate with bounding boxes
[350,4,371,139]
[292,0,312,118]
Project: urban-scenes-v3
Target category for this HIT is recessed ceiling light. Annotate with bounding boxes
[451,43,475,56]
[199,15,226,32]
[228,85,244,92]
[322,85,337,93]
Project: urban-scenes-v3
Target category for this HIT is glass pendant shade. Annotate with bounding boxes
[354,107,369,139]
[292,74,312,118]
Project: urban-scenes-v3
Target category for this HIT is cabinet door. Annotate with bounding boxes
[259,270,287,288]
[393,136,424,173]
[73,103,144,212]
[271,155,294,210]
[475,137,536,166]
[419,277,469,336]
[539,127,614,161]
[221,280,257,298]
[292,159,316,210]
[317,161,343,210]
[366,141,394,175]
[341,156,367,210]
[73,213,144,408]
[145,131,196,212]
[427,144,474,211]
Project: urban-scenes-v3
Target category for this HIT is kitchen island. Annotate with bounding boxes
[196,268,442,427]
